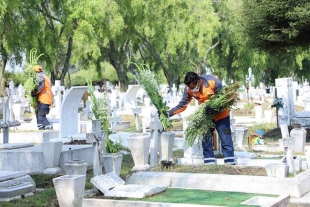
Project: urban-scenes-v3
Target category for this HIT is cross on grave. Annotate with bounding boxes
[282,137,296,176]
[109,106,121,132]
[149,109,163,167]
[0,98,21,143]
[86,120,106,191]
[132,101,141,132]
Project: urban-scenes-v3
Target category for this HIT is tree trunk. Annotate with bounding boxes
[227,46,236,82]
[0,43,8,97]
[0,58,7,97]
[107,40,129,92]
[60,36,73,86]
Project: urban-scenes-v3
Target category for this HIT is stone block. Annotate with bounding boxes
[43,167,62,175]
[41,141,63,168]
[90,173,125,195]
[265,163,289,177]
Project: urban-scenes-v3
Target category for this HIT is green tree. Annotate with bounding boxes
[242,0,310,51]
[0,1,26,96]
[134,0,220,90]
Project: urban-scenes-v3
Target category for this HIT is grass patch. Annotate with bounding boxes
[2,188,58,207]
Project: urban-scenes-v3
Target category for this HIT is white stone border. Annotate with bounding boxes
[126,170,310,198]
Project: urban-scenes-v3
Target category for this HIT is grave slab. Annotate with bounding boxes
[0,143,34,150]
[90,173,125,195]
[105,184,166,198]
[43,167,62,175]
[0,131,59,144]
[0,145,93,174]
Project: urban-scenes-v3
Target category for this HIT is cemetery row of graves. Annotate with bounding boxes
[1,74,310,206]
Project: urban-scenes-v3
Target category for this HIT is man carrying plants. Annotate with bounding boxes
[167,72,235,165]
[31,65,53,130]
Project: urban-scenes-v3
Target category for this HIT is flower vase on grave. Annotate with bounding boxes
[53,175,86,207]
[102,153,123,176]
[128,133,151,171]
[233,127,248,149]
[63,160,88,175]
[161,131,175,163]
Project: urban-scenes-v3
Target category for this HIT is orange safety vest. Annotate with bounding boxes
[38,74,53,105]
[170,75,229,122]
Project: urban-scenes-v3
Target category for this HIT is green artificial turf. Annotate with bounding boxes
[139,188,277,207]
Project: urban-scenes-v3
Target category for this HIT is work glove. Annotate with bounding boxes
[31,90,37,97]
[205,106,219,115]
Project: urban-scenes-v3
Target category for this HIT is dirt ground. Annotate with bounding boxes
[264,127,310,142]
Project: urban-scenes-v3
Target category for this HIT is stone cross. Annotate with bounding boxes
[132,101,141,132]
[8,81,15,122]
[52,80,65,119]
[109,106,121,132]
[86,120,106,190]
[149,109,163,167]
[280,124,295,176]
[282,137,296,176]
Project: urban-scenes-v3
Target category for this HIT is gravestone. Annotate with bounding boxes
[275,77,295,125]
[149,109,163,167]
[59,86,88,138]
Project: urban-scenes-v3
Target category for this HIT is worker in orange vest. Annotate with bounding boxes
[31,65,53,130]
[167,72,235,165]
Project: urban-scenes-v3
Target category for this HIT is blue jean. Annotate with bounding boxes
[201,115,235,164]
[36,102,51,128]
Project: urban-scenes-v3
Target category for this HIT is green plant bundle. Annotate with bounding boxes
[86,78,112,135]
[132,63,172,131]
[105,137,122,153]
[185,82,240,147]
[24,49,44,110]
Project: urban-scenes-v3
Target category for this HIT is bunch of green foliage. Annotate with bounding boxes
[133,63,172,131]
[105,137,122,154]
[86,77,111,135]
[185,82,240,147]
[24,49,44,110]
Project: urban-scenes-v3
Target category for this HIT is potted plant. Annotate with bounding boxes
[133,63,175,165]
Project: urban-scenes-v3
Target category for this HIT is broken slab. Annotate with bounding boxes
[105,184,166,198]
[90,172,125,194]
[0,171,36,201]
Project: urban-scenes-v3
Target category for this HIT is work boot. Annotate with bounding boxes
[44,125,53,130]
[38,124,44,130]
